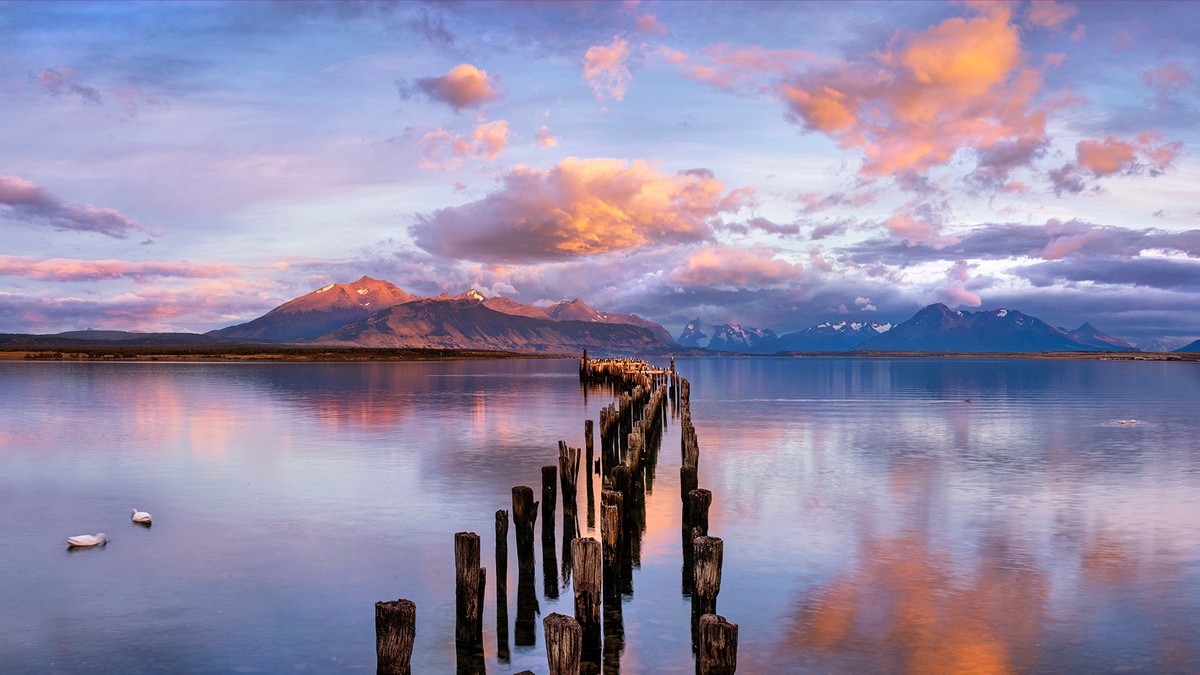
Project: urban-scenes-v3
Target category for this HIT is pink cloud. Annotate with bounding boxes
[1065,132,1182,182]
[931,261,982,307]
[779,5,1051,186]
[0,174,153,239]
[0,255,234,282]
[883,205,958,247]
[1142,62,1192,107]
[583,36,632,101]
[669,245,802,287]
[535,125,558,148]
[416,120,510,169]
[668,44,816,93]
[412,157,747,262]
[35,67,101,104]
[1026,0,1077,29]
[635,13,667,35]
[411,64,500,112]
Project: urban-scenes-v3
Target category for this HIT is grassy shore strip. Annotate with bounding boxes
[0,346,570,361]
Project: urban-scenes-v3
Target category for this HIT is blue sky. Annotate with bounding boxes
[1,1,1197,346]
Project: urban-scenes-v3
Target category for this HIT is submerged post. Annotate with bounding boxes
[375,598,416,675]
[543,613,582,675]
[454,532,482,644]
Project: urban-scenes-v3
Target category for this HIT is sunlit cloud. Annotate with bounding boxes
[669,245,803,287]
[1050,132,1182,194]
[411,157,748,262]
[779,5,1052,188]
[535,125,558,148]
[415,120,510,170]
[399,63,500,112]
[0,175,155,239]
[1025,0,1078,29]
[0,255,234,282]
[583,36,632,101]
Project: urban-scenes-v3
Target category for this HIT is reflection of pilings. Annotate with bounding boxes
[544,525,559,600]
[515,566,539,647]
[455,640,485,675]
[495,510,510,664]
[542,465,558,546]
[561,508,578,587]
[602,563,625,675]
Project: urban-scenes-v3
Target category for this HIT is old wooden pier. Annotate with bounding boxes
[376,352,738,673]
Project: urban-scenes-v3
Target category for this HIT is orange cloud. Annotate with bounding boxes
[412,63,500,112]
[583,36,632,101]
[1074,132,1181,177]
[0,255,234,282]
[669,245,803,286]
[412,158,746,262]
[779,6,1049,186]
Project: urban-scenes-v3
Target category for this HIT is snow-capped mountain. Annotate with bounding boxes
[774,321,892,352]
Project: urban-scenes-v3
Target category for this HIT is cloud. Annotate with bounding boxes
[842,219,1200,266]
[535,125,558,148]
[1050,132,1182,193]
[1025,1,1077,29]
[931,260,983,307]
[669,245,803,287]
[0,175,153,239]
[415,120,509,169]
[0,256,233,282]
[672,44,816,93]
[583,36,632,101]
[1141,62,1191,103]
[399,64,499,112]
[778,5,1050,187]
[1017,256,1200,292]
[411,157,746,262]
[34,67,102,104]
[634,13,667,35]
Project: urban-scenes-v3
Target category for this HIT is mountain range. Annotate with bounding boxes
[3,275,1196,354]
[680,304,1144,354]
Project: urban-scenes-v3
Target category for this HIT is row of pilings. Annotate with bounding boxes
[375,353,737,674]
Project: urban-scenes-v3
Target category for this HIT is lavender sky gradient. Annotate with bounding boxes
[1,1,1197,346]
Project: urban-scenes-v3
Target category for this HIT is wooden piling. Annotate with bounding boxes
[585,419,594,472]
[693,536,724,617]
[601,504,619,569]
[698,614,738,675]
[497,509,510,663]
[541,465,558,542]
[454,532,482,644]
[687,488,712,538]
[543,612,583,675]
[571,537,602,652]
[559,441,581,507]
[512,486,538,574]
[375,598,416,675]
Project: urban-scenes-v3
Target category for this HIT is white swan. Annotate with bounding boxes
[131,508,152,524]
[66,533,108,548]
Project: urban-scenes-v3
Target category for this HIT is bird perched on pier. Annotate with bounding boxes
[131,508,152,525]
[66,533,108,548]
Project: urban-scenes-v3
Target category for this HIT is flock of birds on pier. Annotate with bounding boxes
[65,507,152,548]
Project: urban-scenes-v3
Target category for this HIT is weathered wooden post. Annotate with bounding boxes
[454,532,482,644]
[512,486,538,574]
[572,537,602,653]
[601,503,619,570]
[693,536,724,617]
[375,598,415,675]
[698,614,738,674]
[585,419,594,473]
[542,465,558,543]
[687,488,712,539]
[559,441,581,508]
[680,466,698,514]
[495,513,510,663]
[544,612,583,675]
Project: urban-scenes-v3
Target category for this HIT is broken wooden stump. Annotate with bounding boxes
[543,612,582,675]
[698,614,738,675]
[453,532,482,645]
[512,486,538,574]
[374,598,415,675]
[571,537,602,654]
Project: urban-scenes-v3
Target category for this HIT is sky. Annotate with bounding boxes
[1,0,1197,347]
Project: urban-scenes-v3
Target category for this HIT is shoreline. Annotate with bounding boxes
[2,346,1195,362]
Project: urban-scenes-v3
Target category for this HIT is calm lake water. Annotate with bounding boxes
[2,357,1198,673]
